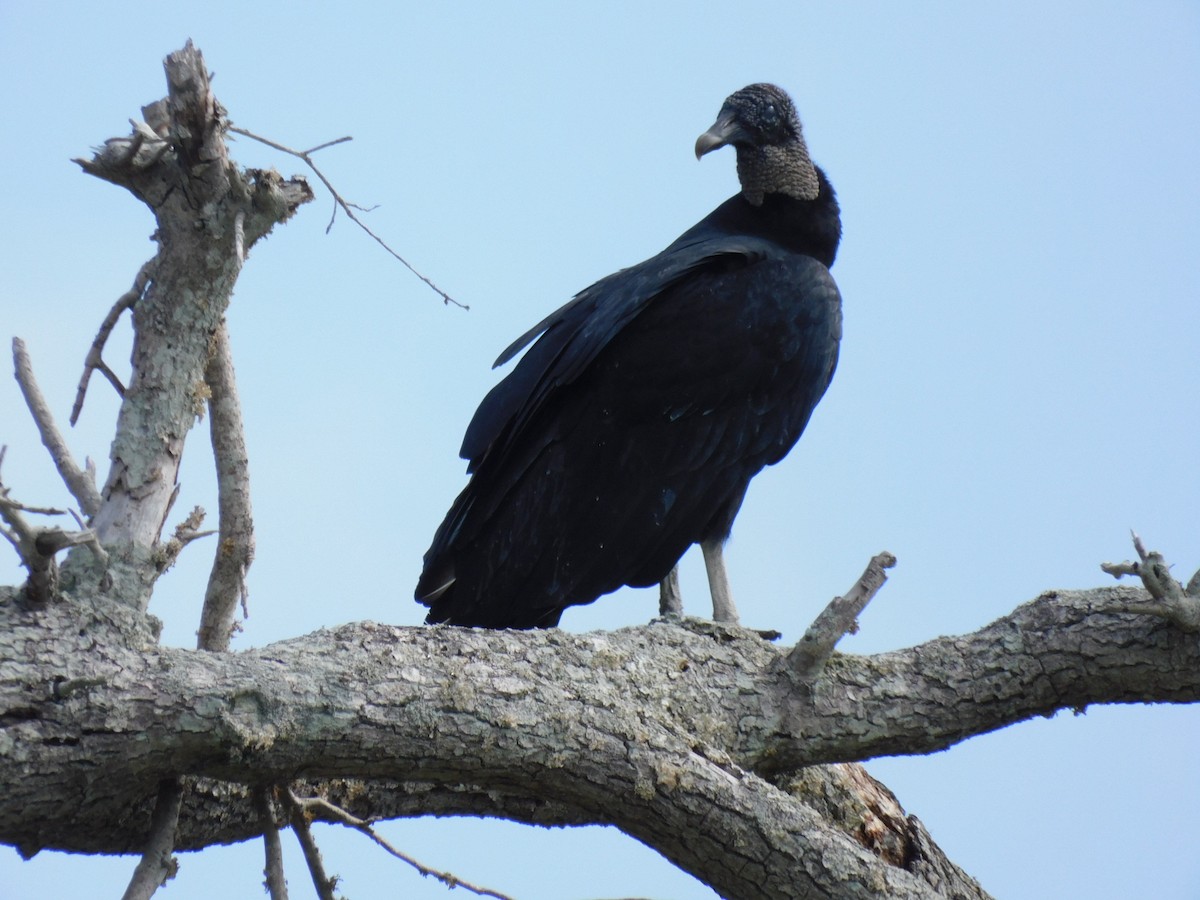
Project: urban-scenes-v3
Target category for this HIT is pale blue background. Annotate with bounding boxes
[2,2,1198,898]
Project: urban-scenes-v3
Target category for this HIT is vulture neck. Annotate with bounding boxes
[735,140,820,207]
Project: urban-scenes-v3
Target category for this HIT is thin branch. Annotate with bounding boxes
[0,459,36,548]
[70,259,154,426]
[12,338,103,516]
[303,136,354,155]
[254,787,289,900]
[119,778,183,900]
[787,552,897,678]
[197,321,255,652]
[290,791,516,900]
[284,790,339,900]
[228,125,467,310]
[154,506,214,574]
[0,496,67,517]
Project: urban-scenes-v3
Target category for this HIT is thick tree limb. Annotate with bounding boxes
[197,321,255,651]
[2,581,1193,898]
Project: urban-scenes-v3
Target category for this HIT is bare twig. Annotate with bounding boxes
[119,778,183,900]
[0,496,67,517]
[787,552,897,678]
[154,506,214,574]
[0,454,37,548]
[12,338,103,516]
[70,259,155,426]
[290,790,516,900]
[228,125,467,309]
[285,790,339,900]
[197,321,255,652]
[254,787,289,900]
[1100,531,1200,632]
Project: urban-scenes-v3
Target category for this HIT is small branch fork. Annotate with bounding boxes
[285,789,340,900]
[787,552,897,678]
[228,125,467,310]
[69,260,154,426]
[286,789,516,900]
[1101,531,1200,632]
[5,340,108,603]
[0,454,104,605]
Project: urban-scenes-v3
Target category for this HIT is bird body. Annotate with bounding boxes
[417,84,842,628]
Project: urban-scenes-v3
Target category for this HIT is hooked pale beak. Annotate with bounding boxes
[695,108,747,159]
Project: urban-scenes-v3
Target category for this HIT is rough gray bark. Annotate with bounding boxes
[2,577,1196,898]
[1,40,1197,900]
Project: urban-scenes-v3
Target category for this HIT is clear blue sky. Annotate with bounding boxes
[2,2,1198,898]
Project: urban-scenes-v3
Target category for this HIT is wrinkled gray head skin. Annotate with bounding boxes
[696,83,819,205]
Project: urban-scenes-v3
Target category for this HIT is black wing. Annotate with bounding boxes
[417,235,840,627]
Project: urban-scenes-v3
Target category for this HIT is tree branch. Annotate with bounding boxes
[0,447,105,604]
[227,125,466,310]
[63,42,312,608]
[119,778,183,900]
[254,787,289,900]
[197,321,254,651]
[285,789,339,900]
[68,260,153,427]
[787,551,896,677]
[1100,531,1200,631]
[11,338,102,517]
[290,791,517,900]
[3,577,1193,898]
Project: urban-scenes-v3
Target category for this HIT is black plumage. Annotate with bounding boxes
[416,83,842,628]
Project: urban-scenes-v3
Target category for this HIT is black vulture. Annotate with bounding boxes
[416,83,842,629]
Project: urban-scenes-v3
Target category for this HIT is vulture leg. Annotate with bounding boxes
[658,566,683,617]
[701,537,739,624]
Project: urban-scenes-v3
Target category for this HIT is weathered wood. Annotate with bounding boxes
[66,42,310,609]
[3,580,1195,897]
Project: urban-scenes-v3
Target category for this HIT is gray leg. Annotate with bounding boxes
[659,565,683,617]
[701,537,739,624]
